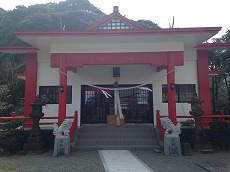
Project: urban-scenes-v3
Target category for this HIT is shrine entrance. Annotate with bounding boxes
[81,84,153,124]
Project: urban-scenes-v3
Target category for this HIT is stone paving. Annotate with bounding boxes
[99,150,154,172]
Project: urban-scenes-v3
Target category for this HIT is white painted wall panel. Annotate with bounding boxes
[184,48,197,61]
[37,52,50,63]
[50,42,184,53]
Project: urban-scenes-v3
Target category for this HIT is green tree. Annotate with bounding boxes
[0,53,25,115]
[214,30,230,43]
[137,19,161,29]
[209,29,230,114]
[0,85,10,115]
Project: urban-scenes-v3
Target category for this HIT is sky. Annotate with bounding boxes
[0,0,229,38]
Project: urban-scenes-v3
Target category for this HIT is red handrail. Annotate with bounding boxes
[69,111,78,144]
[156,110,165,142]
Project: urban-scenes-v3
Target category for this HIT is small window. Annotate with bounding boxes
[162,84,196,103]
[39,86,72,104]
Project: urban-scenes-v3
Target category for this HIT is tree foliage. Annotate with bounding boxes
[136,19,161,30]
[209,30,230,114]
[0,119,24,153]
[213,30,230,43]
[0,0,105,46]
[0,85,11,115]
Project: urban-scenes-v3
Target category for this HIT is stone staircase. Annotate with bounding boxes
[75,124,161,151]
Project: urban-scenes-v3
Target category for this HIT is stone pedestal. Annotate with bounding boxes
[192,130,213,153]
[23,136,47,153]
[164,134,181,156]
[182,142,192,156]
[53,135,70,157]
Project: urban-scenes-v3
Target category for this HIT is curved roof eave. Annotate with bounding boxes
[0,46,39,53]
[14,27,221,37]
[196,43,230,50]
[12,27,222,52]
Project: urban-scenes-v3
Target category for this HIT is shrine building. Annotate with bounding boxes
[0,6,227,127]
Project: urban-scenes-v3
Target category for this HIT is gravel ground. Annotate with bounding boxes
[0,150,230,172]
[132,150,230,172]
[0,150,105,172]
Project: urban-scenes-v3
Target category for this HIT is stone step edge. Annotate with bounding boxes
[73,145,161,151]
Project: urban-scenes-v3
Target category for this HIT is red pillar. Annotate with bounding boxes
[58,55,67,126]
[167,52,177,125]
[24,53,37,117]
[197,50,212,123]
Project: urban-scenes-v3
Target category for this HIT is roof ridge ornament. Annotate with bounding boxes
[113,6,119,13]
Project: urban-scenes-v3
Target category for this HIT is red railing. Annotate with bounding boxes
[0,111,79,144]
[156,110,165,142]
[156,109,230,142]
[70,111,78,144]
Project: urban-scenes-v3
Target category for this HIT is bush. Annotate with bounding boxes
[0,120,24,153]
[209,120,230,149]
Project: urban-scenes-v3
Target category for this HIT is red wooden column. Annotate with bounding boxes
[58,55,67,126]
[24,53,37,117]
[167,52,177,125]
[197,50,212,123]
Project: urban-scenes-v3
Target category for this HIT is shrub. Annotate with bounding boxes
[209,120,230,149]
[0,120,24,153]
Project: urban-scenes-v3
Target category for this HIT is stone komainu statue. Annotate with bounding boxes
[53,119,73,157]
[53,119,73,137]
[160,117,181,135]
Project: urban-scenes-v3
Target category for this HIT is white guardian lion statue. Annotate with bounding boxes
[160,117,181,135]
[53,119,73,137]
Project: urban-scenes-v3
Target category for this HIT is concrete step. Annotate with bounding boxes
[79,126,155,134]
[75,125,160,150]
[78,133,156,140]
[77,139,158,146]
[74,145,161,151]
[78,131,156,138]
